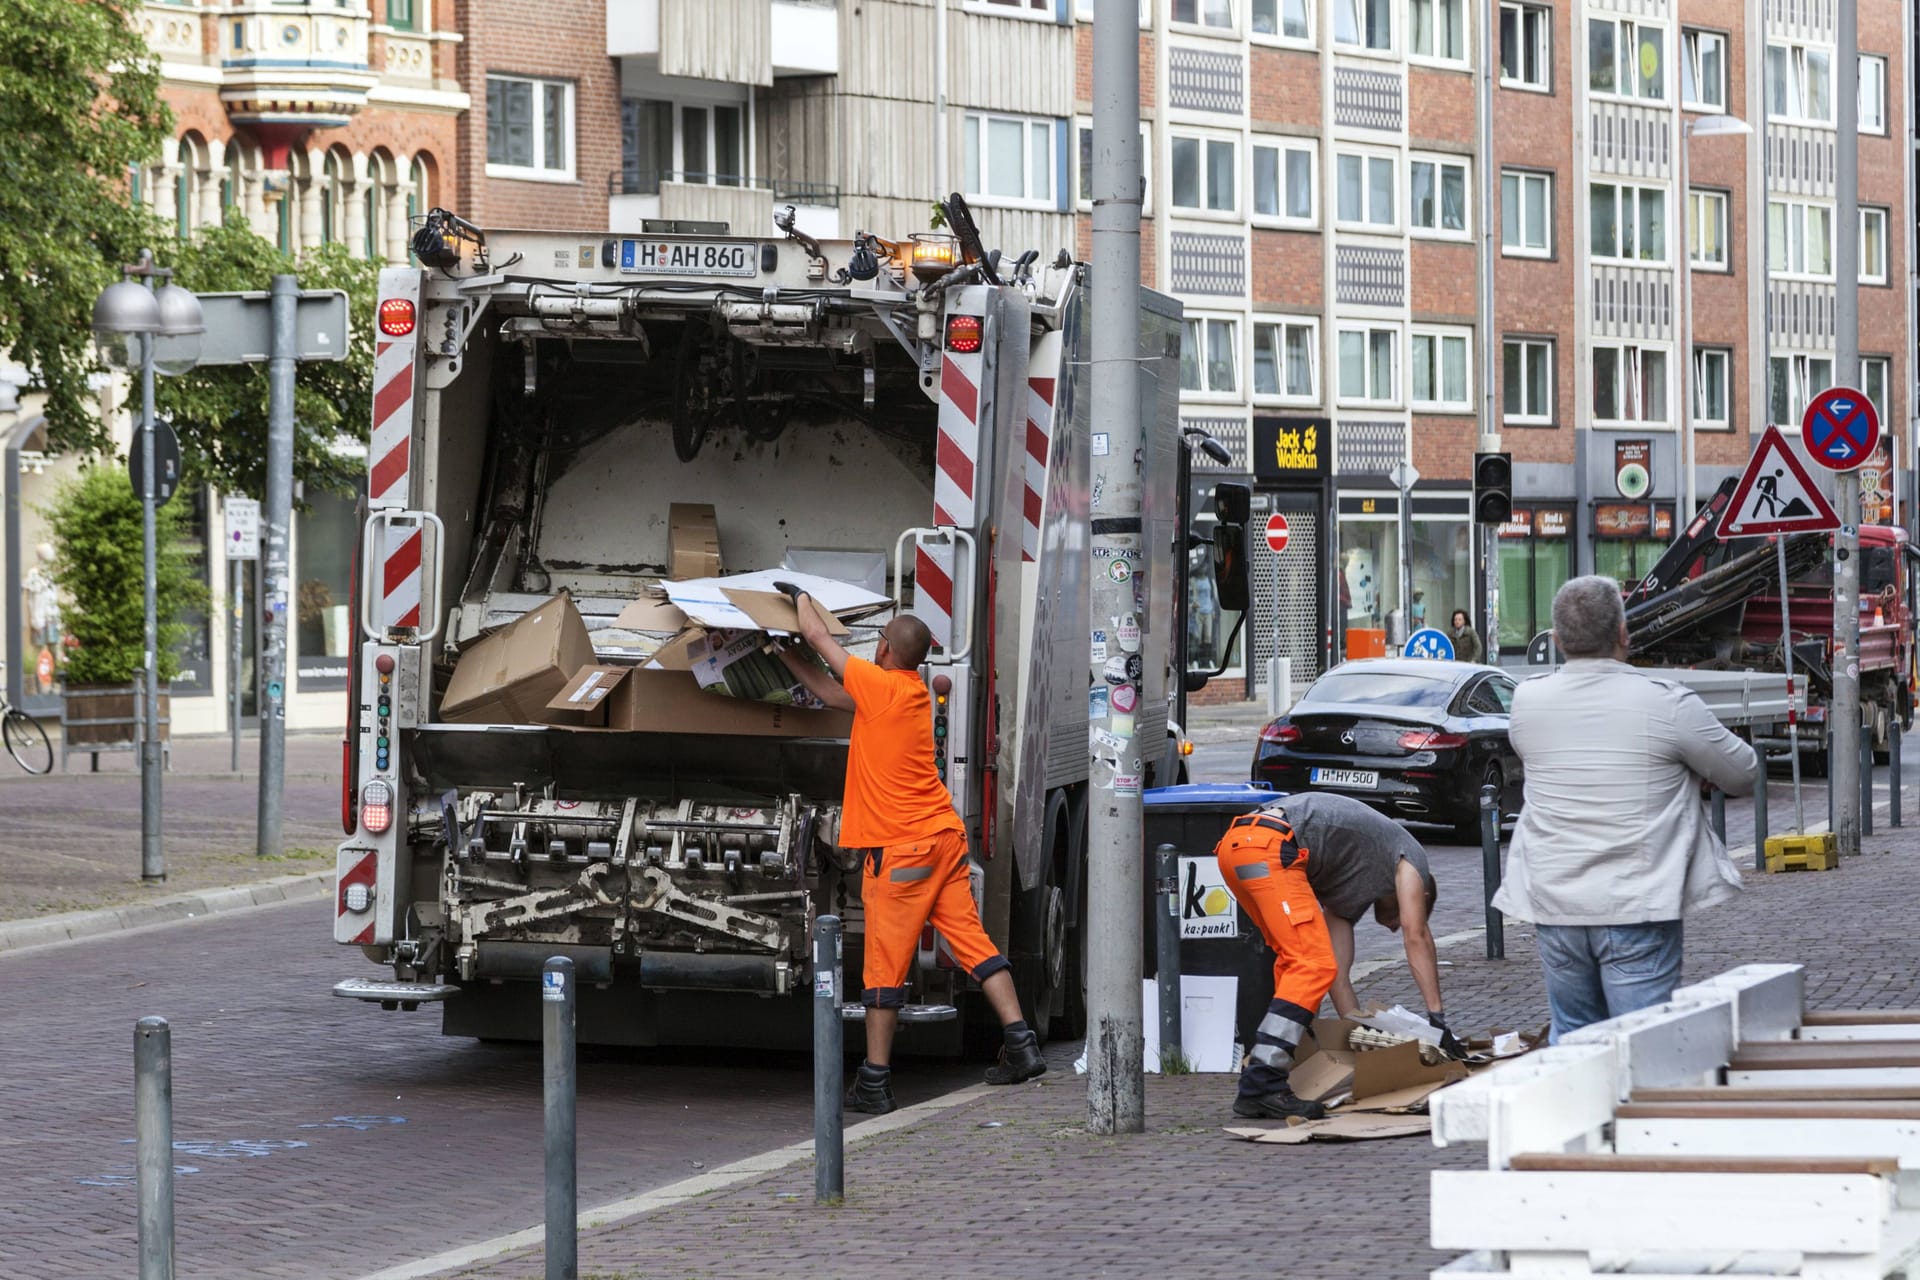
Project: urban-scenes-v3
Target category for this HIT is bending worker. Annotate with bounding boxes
[779,594,1045,1115]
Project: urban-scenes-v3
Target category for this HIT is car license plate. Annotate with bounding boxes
[1311,768,1379,789]
[617,238,758,278]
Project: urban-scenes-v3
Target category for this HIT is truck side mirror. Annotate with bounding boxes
[1212,482,1251,526]
[1213,523,1249,614]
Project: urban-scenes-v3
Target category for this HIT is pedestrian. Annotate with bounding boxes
[1263,792,1462,1053]
[779,594,1044,1115]
[1495,575,1757,1043]
[1449,609,1482,663]
[1211,805,1336,1120]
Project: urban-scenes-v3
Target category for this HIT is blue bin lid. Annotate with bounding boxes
[1142,782,1281,809]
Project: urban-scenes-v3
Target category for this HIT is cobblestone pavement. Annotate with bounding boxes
[0,896,982,1280]
[0,732,339,921]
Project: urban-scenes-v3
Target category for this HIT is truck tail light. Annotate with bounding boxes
[1399,729,1469,751]
[944,314,983,353]
[378,298,416,337]
[361,779,394,835]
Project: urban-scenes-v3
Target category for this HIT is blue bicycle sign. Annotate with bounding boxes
[1404,627,1455,661]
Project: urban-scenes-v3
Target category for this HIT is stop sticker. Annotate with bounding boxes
[1264,512,1290,554]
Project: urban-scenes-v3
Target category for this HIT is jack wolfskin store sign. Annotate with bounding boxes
[1252,416,1331,482]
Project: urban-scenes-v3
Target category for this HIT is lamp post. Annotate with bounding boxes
[91,251,204,882]
[1679,113,1752,522]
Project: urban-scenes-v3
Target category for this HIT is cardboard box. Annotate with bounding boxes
[544,664,631,727]
[546,665,853,738]
[441,592,597,725]
[669,503,722,580]
[1290,1018,1467,1109]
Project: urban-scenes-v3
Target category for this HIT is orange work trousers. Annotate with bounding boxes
[858,828,1010,1008]
[1215,811,1338,1095]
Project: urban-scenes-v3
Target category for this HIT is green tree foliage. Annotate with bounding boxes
[155,219,380,500]
[44,466,206,686]
[0,2,170,455]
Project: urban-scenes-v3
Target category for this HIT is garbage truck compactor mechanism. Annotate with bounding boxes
[330,207,1251,1050]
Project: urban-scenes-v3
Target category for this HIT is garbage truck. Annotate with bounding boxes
[330,202,1251,1050]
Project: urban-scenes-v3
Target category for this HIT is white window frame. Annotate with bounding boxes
[666,101,751,188]
[1688,189,1729,271]
[1692,347,1731,431]
[1767,198,1835,281]
[1859,55,1888,135]
[1766,41,1834,126]
[1408,151,1471,240]
[1860,206,1888,284]
[1334,146,1399,232]
[1588,17,1668,104]
[1252,317,1320,405]
[1503,337,1553,425]
[969,0,1054,20]
[1170,129,1240,218]
[1500,169,1551,257]
[1250,138,1316,228]
[1860,356,1891,420]
[1180,314,1243,402]
[1681,27,1728,112]
[1498,1,1550,92]
[1170,0,1238,34]
[1590,181,1670,265]
[1336,322,1402,407]
[1768,352,1835,430]
[1075,118,1151,212]
[1407,0,1467,67]
[485,74,575,181]
[1591,342,1672,427]
[1332,0,1392,55]
[1074,0,1152,23]
[962,110,1060,211]
[1249,0,1314,45]
[1409,325,1473,412]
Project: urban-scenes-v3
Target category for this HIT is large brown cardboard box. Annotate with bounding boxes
[602,668,852,737]
[668,504,722,580]
[441,592,597,725]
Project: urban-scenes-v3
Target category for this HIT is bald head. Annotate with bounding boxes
[880,614,932,669]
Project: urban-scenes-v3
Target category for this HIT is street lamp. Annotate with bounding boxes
[1680,113,1753,523]
[91,249,204,883]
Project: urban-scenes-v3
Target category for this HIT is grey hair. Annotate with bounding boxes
[1551,575,1627,658]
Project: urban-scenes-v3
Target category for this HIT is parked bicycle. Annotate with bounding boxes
[0,665,52,775]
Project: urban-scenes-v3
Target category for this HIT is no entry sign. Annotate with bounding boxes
[1264,512,1290,554]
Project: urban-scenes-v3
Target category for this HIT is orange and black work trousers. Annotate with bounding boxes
[856,829,1010,1008]
[1216,811,1338,1099]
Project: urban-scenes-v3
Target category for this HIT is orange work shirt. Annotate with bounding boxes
[838,656,964,847]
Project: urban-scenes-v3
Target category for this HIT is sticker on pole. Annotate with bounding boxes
[1404,627,1455,660]
[1719,425,1841,537]
[542,969,567,1002]
[1801,386,1880,473]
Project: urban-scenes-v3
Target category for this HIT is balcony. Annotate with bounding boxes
[607,0,836,82]
[219,3,380,133]
[608,171,842,240]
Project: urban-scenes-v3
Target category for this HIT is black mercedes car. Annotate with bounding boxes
[1251,658,1522,840]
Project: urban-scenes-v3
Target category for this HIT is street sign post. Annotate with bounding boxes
[1802,386,1880,473]
[1405,627,1456,661]
[222,496,260,773]
[1263,512,1290,554]
[1719,426,1841,538]
[128,422,181,507]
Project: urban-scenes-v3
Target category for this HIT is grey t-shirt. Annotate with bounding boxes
[1255,793,1434,922]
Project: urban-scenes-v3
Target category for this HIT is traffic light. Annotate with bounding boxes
[1473,451,1513,524]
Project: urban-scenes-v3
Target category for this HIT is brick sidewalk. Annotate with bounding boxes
[438,824,1920,1280]
[0,732,340,922]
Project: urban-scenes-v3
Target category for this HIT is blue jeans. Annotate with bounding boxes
[1535,921,1685,1044]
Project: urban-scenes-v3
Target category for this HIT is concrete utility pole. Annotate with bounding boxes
[137,323,164,882]
[1831,0,1863,858]
[257,275,297,857]
[1086,0,1146,1137]
[1476,0,1500,662]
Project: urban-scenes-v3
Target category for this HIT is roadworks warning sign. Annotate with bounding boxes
[1720,425,1840,538]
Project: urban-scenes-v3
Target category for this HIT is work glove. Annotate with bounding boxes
[1426,1010,1470,1061]
[771,580,805,606]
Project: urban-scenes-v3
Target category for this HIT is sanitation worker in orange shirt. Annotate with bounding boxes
[778,595,1045,1116]
[1214,805,1338,1119]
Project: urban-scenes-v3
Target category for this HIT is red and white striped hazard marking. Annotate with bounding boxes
[1021,332,1062,563]
[368,270,420,510]
[336,850,378,946]
[383,525,422,630]
[920,341,986,648]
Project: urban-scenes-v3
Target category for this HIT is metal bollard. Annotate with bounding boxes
[1479,784,1504,961]
[1710,788,1725,842]
[813,915,844,1206]
[1862,718,1875,838]
[1753,749,1770,872]
[542,956,577,1280]
[1154,844,1182,1068]
[135,1017,174,1280]
[1892,722,1903,829]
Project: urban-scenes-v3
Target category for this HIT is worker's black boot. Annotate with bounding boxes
[1232,1087,1327,1121]
[845,1060,896,1115]
[983,1025,1046,1085]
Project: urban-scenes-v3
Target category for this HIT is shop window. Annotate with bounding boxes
[1497,507,1572,651]
[296,488,360,688]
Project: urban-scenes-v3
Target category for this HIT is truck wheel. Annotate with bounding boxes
[1454,762,1502,845]
[1056,792,1090,1041]
[1873,704,1892,765]
[1013,794,1073,1044]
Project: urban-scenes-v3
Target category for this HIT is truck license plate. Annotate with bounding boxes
[1311,768,1378,789]
[618,239,758,278]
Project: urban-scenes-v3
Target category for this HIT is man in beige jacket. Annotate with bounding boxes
[1496,575,1757,1042]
